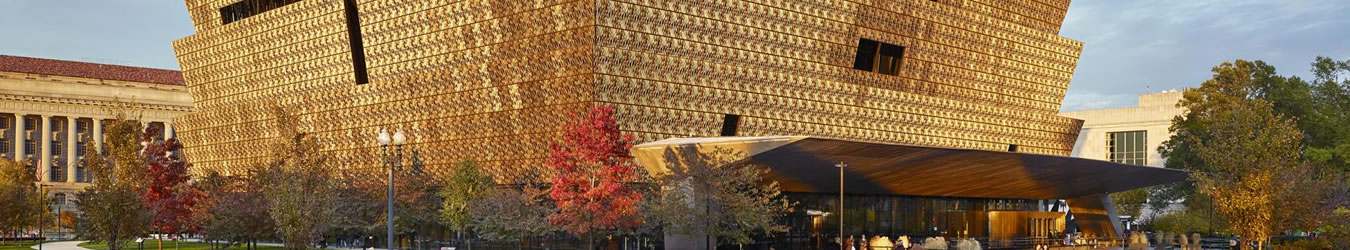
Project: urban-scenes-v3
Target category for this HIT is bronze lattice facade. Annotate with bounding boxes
[172,0,1085,181]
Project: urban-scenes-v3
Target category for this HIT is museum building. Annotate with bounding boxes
[171,0,1186,247]
[0,54,193,238]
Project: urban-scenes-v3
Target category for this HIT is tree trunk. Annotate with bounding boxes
[586,233,595,250]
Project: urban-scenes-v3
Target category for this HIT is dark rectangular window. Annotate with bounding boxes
[720,114,741,136]
[852,39,879,71]
[1007,144,1018,152]
[852,38,906,76]
[219,0,301,25]
[344,0,370,84]
[878,43,905,75]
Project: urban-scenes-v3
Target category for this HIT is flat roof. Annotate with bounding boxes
[633,136,1188,200]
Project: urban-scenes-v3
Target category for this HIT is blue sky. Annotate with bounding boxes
[1,0,1346,111]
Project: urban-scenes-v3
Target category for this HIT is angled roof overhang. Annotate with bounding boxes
[633,136,1189,200]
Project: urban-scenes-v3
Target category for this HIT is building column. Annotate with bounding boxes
[66,117,77,183]
[93,119,103,153]
[11,113,22,163]
[39,115,51,183]
[164,122,173,139]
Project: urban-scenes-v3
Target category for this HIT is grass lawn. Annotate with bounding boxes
[79,241,285,250]
[0,241,42,250]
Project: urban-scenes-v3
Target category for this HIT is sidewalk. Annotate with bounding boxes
[31,241,90,250]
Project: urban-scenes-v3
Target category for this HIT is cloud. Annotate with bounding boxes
[1059,0,1350,111]
[1060,92,1139,112]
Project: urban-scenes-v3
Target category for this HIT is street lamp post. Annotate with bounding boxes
[835,162,846,250]
[38,184,51,250]
[377,128,408,250]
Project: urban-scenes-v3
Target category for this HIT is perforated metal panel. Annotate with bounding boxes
[173,0,1085,183]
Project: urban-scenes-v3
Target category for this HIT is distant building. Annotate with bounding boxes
[0,55,192,238]
[1059,91,1188,226]
[1059,91,1186,168]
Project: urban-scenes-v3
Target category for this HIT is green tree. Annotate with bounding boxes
[75,114,153,250]
[0,159,46,243]
[644,147,795,247]
[1111,188,1148,220]
[1305,57,1350,172]
[438,159,494,248]
[258,106,336,250]
[1147,208,1216,235]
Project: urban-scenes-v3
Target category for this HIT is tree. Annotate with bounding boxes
[1111,188,1148,221]
[390,151,441,249]
[1188,100,1302,250]
[258,106,337,250]
[467,185,553,249]
[546,104,645,248]
[76,114,153,250]
[330,171,384,248]
[438,159,494,248]
[141,126,200,249]
[194,170,273,250]
[0,159,45,244]
[1158,59,1348,237]
[1305,57,1350,172]
[644,147,794,247]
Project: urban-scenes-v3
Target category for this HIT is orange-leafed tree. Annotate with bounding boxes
[546,105,644,248]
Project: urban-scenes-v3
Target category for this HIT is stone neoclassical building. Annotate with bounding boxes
[0,55,192,207]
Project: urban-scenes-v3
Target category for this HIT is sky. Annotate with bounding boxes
[1,0,1347,111]
[1059,0,1350,111]
[0,0,192,69]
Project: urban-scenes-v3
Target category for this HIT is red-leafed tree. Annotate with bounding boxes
[140,126,200,249]
[547,104,644,248]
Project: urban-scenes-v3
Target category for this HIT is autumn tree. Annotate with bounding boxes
[140,126,200,249]
[468,184,553,249]
[75,114,153,250]
[0,159,45,244]
[1158,59,1346,238]
[330,171,384,247]
[438,159,494,249]
[1188,100,1302,250]
[258,106,337,250]
[195,170,273,250]
[391,151,441,249]
[546,105,644,248]
[644,147,794,248]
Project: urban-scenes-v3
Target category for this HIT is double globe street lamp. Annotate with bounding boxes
[377,128,408,250]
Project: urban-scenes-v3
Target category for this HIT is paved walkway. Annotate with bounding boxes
[30,241,90,250]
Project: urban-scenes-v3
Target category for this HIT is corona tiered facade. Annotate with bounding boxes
[173,0,1084,182]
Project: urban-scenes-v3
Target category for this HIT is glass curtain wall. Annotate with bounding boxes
[772,192,1044,249]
